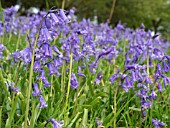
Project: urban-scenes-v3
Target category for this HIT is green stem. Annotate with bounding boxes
[14,61,21,86]
[113,84,118,128]
[0,107,2,128]
[29,99,36,128]
[62,0,66,9]
[5,94,19,128]
[109,0,117,22]
[147,56,149,76]
[61,60,66,93]
[24,13,47,128]
[24,40,36,128]
[16,33,20,50]
[64,52,73,125]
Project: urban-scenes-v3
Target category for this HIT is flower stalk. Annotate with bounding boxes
[24,13,48,128]
[64,52,73,125]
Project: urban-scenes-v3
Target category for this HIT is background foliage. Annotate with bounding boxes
[1,0,170,38]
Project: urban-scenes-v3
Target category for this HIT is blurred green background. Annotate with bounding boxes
[1,0,170,39]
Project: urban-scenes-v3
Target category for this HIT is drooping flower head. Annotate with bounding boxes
[38,95,48,109]
[44,118,64,128]
[70,73,79,89]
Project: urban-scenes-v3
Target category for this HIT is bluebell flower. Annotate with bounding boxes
[54,58,63,67]
[39,95,48,109]
[37,70,46,80]
[141,101,152,110]
[110,73,119,84]
[149,90,157,100]
[94,71,103,85]
[11,87,20,94]
[33,61,41,72]
[131,70,137,81]
[40,43,53,58]
[45,17,51,29]
[53,46,63,58]
[140,23,145,29]
[42,77,51,87]
[95,47,114,64]
[19,48,32,64]
[47,62,56,75]
[122,77,134,92]
[70,73,79,89]
[163,61,169,72]
[32,83,42,97]
[152,118,166,128]
[59,9,69,23]
[125,53,131,65]
[95,118,103,127]
[42,28,52,41]
[45,118,64,128]
[157,82,163,92]
[142,111,147,117]
[77,73,86,78]
[50,13,59,24]
[0,44,6,51]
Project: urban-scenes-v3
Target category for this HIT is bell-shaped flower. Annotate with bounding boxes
[38,95,48,109]
[33,61,41,72]
[45,17,51,29]
[40,43,53,58]
[42,77,51,87]
[94,71,103,85]
[45,118,64,128]
[70,73,79,89]
[50,13,59,24]
[59,9,69,23]
[32,83,42,97]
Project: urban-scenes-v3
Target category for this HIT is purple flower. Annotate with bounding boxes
[77,73,86,78]
[131,70,137,81]
[50,13,59,24]
[45,118,64,128]
[141,101,152,110]
[95,47,114,64]
[32,83,42,97]
[163,61,169,72]
[19,48,32,64]
[54,58,63,67]
[4,6,17,16]
[157,82,163,92]
[39,95,48,109]
[53,46,63,58]
[70,73,79,89]
[42,77,51,87]
[0,44,6,51]
[47,62,56,75]
[96,118,103,126]
[33,61,41,72]
[37,70,46,80]
[11,87,20,94]
[45,17,51,29]
[42,28,52,41]
[94,71,103,85]
[125,53,131,64]
[149,90,157,100]
[140,23,145,29]
[110,73,119,84]
[59,9,69,23]
[152,118,166,128]
[88,62,97,74]
[40,43,53,58]
[122,77,134,92]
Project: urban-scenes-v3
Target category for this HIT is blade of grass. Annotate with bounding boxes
[82,108,88,127]
[5,93,19,128]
